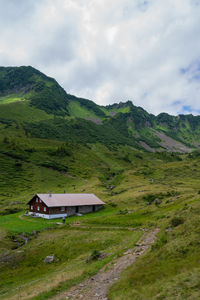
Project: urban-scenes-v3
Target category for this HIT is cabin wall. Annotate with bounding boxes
[74,205,103,214]
[50,207,65,214]
[67,206,76,216]
[95,205,103,211]
[29,196,49,214]
[78,205,93,214]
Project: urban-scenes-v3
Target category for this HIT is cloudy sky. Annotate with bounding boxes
[0,0,200,115]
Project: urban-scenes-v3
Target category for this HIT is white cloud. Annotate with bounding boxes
[0,0,200,115]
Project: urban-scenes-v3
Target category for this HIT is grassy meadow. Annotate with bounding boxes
[1,98,200,299]
[1,142,200,299]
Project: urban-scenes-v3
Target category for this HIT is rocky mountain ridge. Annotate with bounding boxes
[1,66,200,152]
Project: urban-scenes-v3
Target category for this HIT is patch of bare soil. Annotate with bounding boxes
[154,131,191,152]
[139,141,156,152]
[54,228,159,300]
[85,117,102,124]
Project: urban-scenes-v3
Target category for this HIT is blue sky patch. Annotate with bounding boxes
[179,105,200,115]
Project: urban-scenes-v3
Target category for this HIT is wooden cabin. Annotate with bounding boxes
[27,193,105,219]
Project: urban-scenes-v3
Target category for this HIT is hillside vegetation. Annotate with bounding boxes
[1,66,200,151]
[0,66,200,299]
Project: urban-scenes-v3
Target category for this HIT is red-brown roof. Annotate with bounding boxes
[28,193,105,207]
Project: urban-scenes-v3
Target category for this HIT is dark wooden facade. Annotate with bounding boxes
[29,195,68,215]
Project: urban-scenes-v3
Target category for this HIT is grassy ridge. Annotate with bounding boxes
[1,66,200,151]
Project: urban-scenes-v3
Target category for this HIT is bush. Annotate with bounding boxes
[86,250,101,263]
[91,250,101,260]
[38,161,68,172]
[143,193,157,204]
[171,217,184,227]
[152,233,168,250]
[0,207,22,216]
[118,209,128,215]
[109,202,117,207]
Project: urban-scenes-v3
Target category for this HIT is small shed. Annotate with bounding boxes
[27,193,105,219]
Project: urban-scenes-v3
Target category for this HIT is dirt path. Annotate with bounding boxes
[53,228,159,300]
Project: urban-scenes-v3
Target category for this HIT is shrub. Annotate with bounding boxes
[0,207,22,216]
[171,217,184,227]
[118,209,128,215]
[143,193,157,204]
[15,161,22,168]
[86,250,101,263]
[109,202,117,207]
[152,233,168,250]
[91,250,101,260]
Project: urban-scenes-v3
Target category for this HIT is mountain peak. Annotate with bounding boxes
[0,66,200,152]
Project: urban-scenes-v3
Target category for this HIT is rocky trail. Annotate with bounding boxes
[54,228,159,300]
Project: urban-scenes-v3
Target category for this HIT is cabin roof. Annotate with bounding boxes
[28,193,105,207]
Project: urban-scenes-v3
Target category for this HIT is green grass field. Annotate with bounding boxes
[0,211,142,300]
[1,149,200,299]
[1,65,200,299]
[0,101,53,123]
[68,101,102,121]
[1,106,200,299]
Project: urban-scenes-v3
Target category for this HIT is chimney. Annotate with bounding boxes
[49,192,52,197]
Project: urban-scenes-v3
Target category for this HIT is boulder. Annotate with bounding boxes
[97,252,108,260]
[154,198,162,205]
[44,255,54,263]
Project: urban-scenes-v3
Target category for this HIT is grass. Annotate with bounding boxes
[2,66,200,299]
[101,105,131,116]
[108,197,200,299]
[0,221,141,299]
[0,101,53,122]
[1,107,200,299]
[0,206,118,234]
[0,94,25,104]
[109,210,200,299]
[0,212,58,233]
[68,101,102,121]
[1,150,200,299]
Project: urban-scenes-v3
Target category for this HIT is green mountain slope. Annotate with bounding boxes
[1,66,200,152]
[0,66,69,115]
[1,66,200,300]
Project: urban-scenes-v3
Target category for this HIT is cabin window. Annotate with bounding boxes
[37,206,40,211]
[39,199,42,203]
[31,205,33,210]
[36,198,38,203]
[61,207,65,212]
[44,207,46,212]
